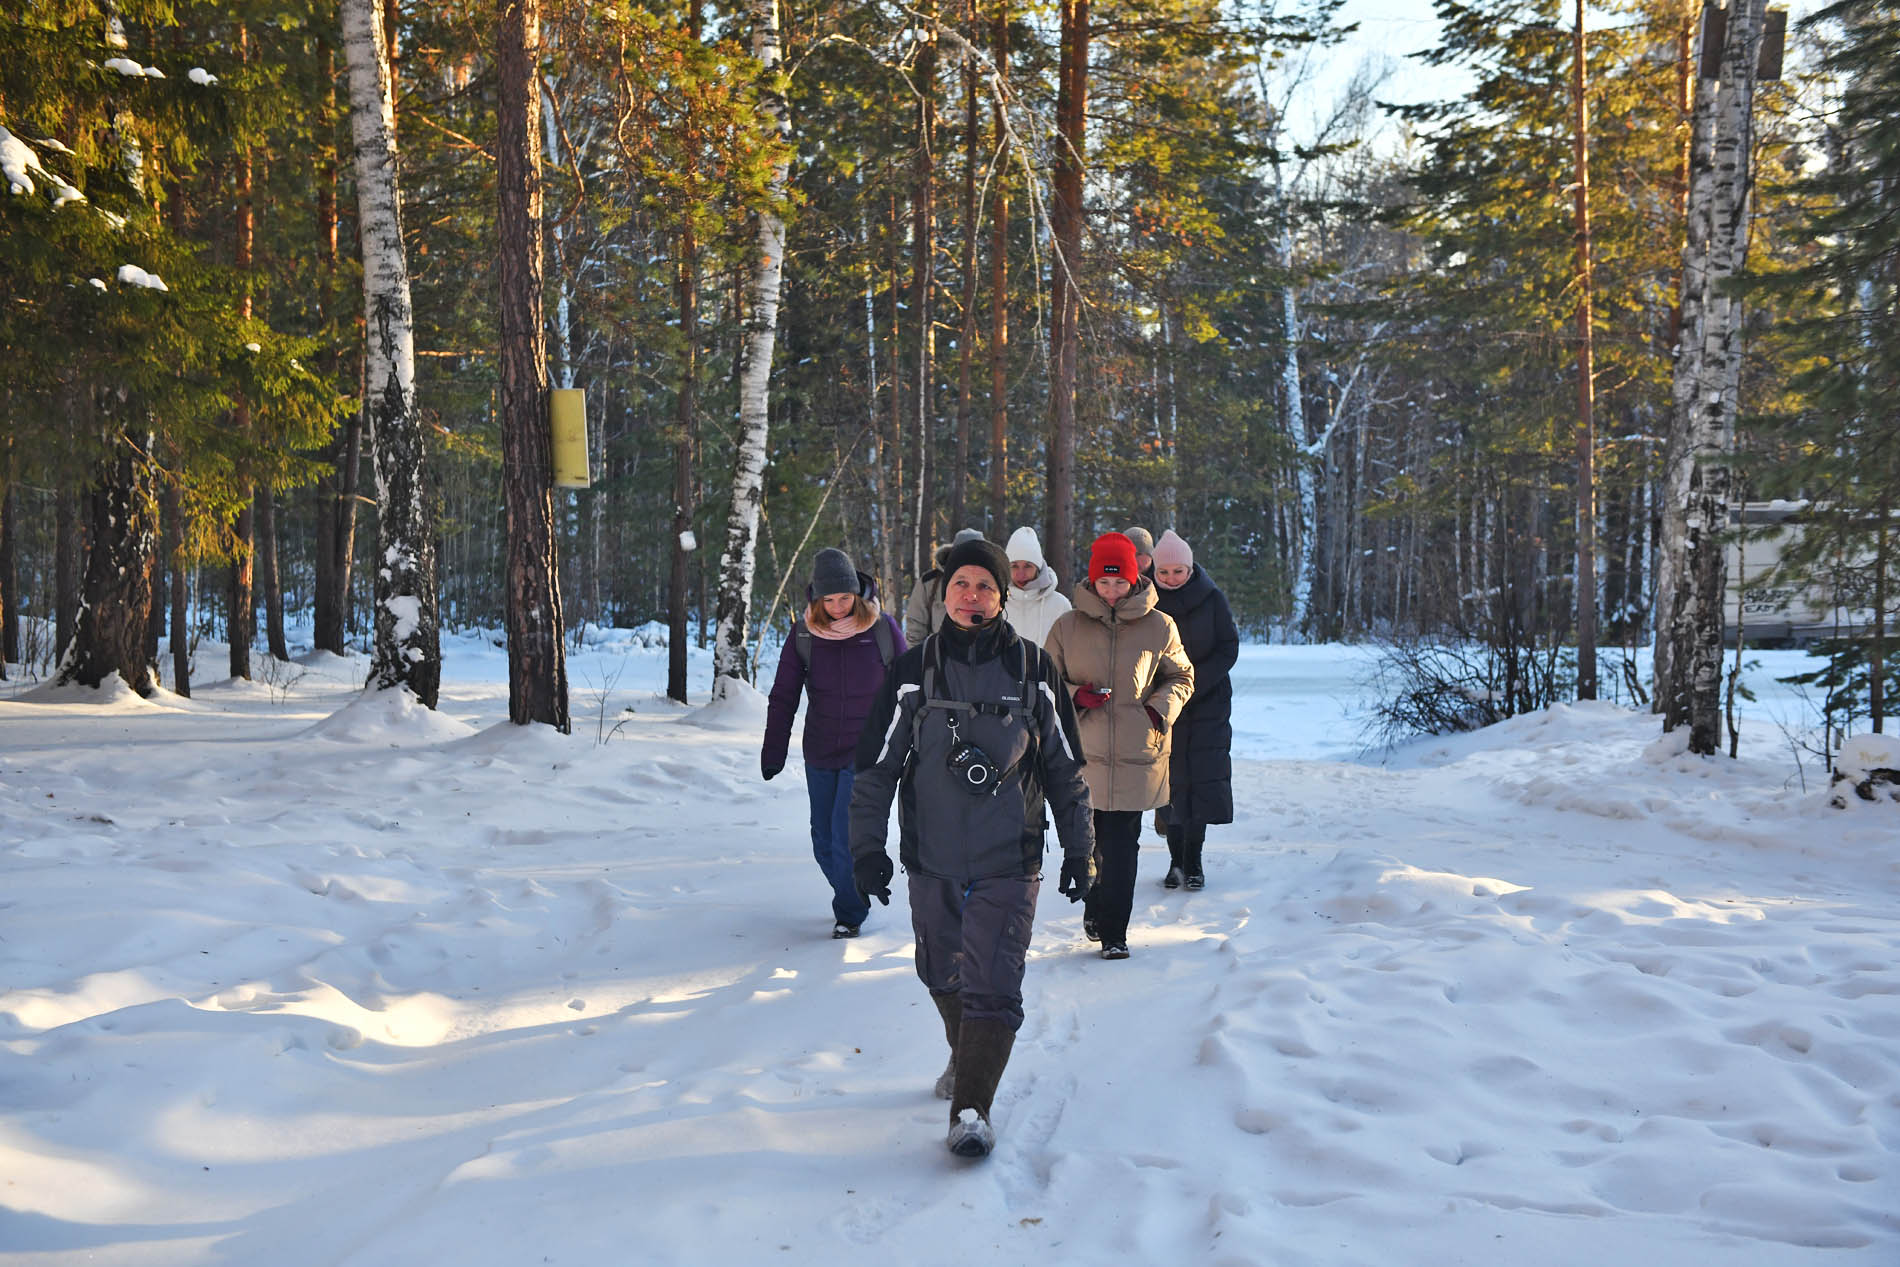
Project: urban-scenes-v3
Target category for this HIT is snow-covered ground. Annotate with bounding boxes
[3,632,1896,1265]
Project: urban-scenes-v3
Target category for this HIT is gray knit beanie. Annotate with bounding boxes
[809,547,862,599]
[1124,526,1155,556]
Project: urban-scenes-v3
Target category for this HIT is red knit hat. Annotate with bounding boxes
[1088,532,1140,585]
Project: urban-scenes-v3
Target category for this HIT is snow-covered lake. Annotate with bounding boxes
[3,632,1895,1265]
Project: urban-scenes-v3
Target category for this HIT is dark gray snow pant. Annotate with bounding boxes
[908,872,1040,1031]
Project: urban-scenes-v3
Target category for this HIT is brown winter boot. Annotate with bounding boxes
[947,1017,1016,1158]
[931,992,961,1100]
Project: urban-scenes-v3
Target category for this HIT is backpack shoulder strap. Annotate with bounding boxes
[793,620,812,666]
[873,617,895,666]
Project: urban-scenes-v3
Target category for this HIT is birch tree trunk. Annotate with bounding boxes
[1281,271,1312,639]
[342,0,441,706]
[711,0,790,690]
[1659,0,1762,753]
[498,0,569,729]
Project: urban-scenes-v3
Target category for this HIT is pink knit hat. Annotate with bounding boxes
[1152,529,1193,570]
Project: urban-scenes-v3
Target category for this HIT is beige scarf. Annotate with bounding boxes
[807,599,881,641]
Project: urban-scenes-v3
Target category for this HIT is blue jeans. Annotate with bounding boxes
[808,766,871,928]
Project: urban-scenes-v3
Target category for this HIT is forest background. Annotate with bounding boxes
[2,0,1896,735]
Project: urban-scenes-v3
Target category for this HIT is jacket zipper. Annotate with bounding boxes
[1107,612,1118,805]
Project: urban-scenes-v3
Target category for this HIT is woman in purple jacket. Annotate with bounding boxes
[763,548,908,938]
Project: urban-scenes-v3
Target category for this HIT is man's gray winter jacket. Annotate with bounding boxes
[849,620,1093,883]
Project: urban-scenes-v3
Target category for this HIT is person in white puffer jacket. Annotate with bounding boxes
[1003,526,1072,648]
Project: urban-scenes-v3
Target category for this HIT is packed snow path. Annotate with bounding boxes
[3,638,1896,1265]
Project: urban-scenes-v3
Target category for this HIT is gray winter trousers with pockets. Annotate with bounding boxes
[908,872,1040,1030]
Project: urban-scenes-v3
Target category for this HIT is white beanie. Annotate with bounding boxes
[1153,529,1193,570]
[1005,526,1047,569]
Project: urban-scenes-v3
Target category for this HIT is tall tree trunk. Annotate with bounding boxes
[498,0,568,728]
[1277,190,1313,639]
[668,218,699,703]
[342,0,441,704]
[1572,0,1598,699]
[313,34,360,657]
[165,483,190,696]
[1872,495,1888,733]
[862,203,892,598]
[951,19,978,538]
[59,437,159,695]
[886,188,907,581]
[987,1,1010,539]
[911,21,939,566]
[1046,0,1088,582]
[229,105,257,680]
[258,486,288,660]
[1653,0,1699,693]
[712,0,790,689]
[0,474,15,672]
[669,1,703,704]
[1660,0,1762,753]
[56,482,80,663]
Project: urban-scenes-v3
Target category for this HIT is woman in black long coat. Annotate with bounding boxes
[1150,530,1239,889]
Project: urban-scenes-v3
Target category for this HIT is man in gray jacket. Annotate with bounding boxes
[850,536,1095,1159]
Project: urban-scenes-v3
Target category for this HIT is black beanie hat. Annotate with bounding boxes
[938,538,1010,603]
[809,547,862,600]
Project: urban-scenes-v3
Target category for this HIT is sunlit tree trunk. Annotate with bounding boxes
[987,0,1010,539]
[911,20,940,566]
[1046,0,1087,580]
[951,18,978,537]
[1571,0,1598,699]
[342,0,441,704]
[498,0,568,728]
[711,0,790,690]
[229,85,258,679]
[1660,0,1762,753]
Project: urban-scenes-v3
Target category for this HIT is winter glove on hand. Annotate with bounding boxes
[761,755,783,781]
[1058,855,1095,903]
[1074,684,1111,711]
[854,852,894,906]
[1144,705,1165,732]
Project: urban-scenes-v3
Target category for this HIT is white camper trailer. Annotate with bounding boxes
[1724,501,1878,647]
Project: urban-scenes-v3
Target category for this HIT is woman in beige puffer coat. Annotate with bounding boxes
[1041,531,1194,959]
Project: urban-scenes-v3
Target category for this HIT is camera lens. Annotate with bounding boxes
[965,763,989,786]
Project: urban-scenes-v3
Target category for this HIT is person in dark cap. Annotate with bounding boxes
[849,535,1095,1159]
[1123,525,1156,579]
[904,528,986,644]
[763,547,908,938]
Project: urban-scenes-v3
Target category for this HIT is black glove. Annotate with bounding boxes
[854,852,894,906]
[761,755,782,781]
[1058,855,1094,903]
